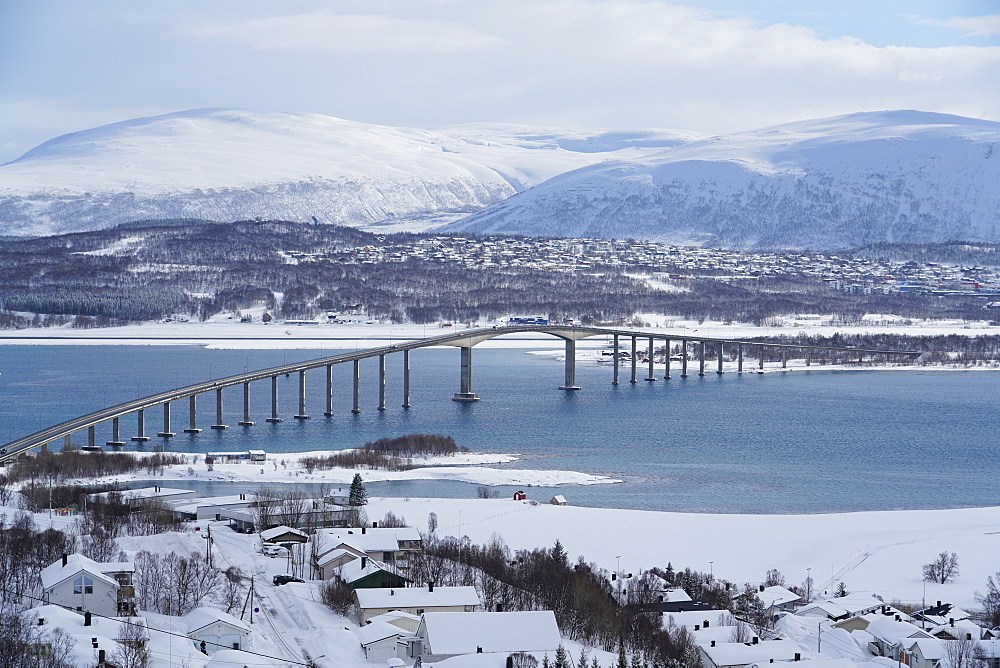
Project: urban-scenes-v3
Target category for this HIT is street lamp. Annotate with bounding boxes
[806,568,812,602]
[616,555,621,575]
[709,561,714,581]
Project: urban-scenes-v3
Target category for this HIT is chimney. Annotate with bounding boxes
[695,625,700,631]
[760,585,765,592]
[477,646,483,654]
[704,620,710,628]
[98,649,106,664]
[62,553,68,567]
[84,611,92,627]
[711,641,716,647]
[361,557,367,569]
[37,618,45,626]
[372,521,378,528]
[752,637,759,645]
[949,618,954,627]
[390,590,394,596]
[362,527,366,534]
[429,581,435,593]
[937,601,942,608]
[967,634,973,641]
[496,604,503,612]
[507,657,514,668]
[896,615,901,622]
[794,653,801,662]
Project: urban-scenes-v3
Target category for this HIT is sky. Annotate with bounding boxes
[1,0,998,163]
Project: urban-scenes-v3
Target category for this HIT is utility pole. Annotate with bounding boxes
[818,623,822,653]
[206,524,212,567]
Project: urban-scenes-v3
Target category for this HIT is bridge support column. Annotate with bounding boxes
[806,353,811,367]
[211,388,228,429]
[560,339,582,390]
[645,337,657,381]
[184,395,202,433]
[717,343,724,375]
[681,340,689,378]
[699,342,706,377]
[630,337,638,383]
[158,402,175,437]
[453,346,480,401]
[664,339,671,379]
[107,416,126,445]
[132,408,151,441]
[402,351,412,408]
[239,382,255,425]
[378,355,387,410]
[759,347,765,371]
[64,434,73,449]
[266,376,283,423]
[352,360,362,412]
[737,343,744,373]
[294,370,310,419]
[323,365,334,416]
[782,350,788,369]
[612,334,620,385]
[88,425,96,447]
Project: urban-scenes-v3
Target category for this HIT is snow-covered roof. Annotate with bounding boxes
[40,554,133,590]
[693,626,739,645]
[355,585,481,610]
[318,547,360,567]
[206,649,280,667]
[87,487,195,502]
[172,495,252,514]
[185,607,250,635]
[420,611,560,655]
[340,557,406,585]
[759,586,800,607]
[664,610,731,630]
[26,605,146,667]
[865,616,931,645]
[797,601,850,618]
[356,620,407,645]
[318,526,421,552]
[662,588,693,603]
[931,618,985,639]
[368,610,422,628]
[905,638,946,661]
[260,525,307,542]
[700,639,802,667]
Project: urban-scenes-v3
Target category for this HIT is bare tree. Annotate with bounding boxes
[80,526,119,563]
[133,550,221,615]
[379,511,407,528]
[729,621,754,643]
[945,635,987,668]
[974,572,1000,628]
[218,566,246,615]
[277,488,308,528]
[764,569,785,587]
[251,487,280,533]
[110,618,149,668]
[923,552,960,584]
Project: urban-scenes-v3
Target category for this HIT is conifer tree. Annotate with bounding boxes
[349,473,368,506]
[555,644,570,668]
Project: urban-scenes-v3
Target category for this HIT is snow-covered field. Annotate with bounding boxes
[60,449,621,488]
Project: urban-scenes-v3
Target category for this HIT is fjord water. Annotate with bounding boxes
[1,344,997,514]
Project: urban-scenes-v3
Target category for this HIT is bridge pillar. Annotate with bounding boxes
[107,416,126,445]
[453,346,480,401]
[402,350,412,408]
[184,395,202,433]
[64,434,73,449]
[239,382,255,425]
[88,425,96,447]
[294,370,310,419]
[352,360,362,412]
[645,337,657,381]
[560,339,582,390]
[759,347,765,371]
[664,339,671,379]
[737,343,744,373]
[782,349,788,369]
[324,364,334,416]
[132,408,151,442]
[681,340,689,378]
[630,336,638,384]
[211,388,228,429]
[266,376,283,422]
[158,401,176,437]
[612,334,620,385]
[378,355,387,410]
[699,342,706,377]
[717,343,724,375]
[806,353,811,367]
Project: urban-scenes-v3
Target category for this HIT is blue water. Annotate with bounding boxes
[1,344,998,513]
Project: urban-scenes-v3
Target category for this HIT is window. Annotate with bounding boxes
[73,576,94,595]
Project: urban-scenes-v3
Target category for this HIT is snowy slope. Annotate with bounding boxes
[0,109,696,236]
[443,111,1000,249]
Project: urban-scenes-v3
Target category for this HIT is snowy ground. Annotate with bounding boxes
[54,449,620,488]
[11,495,999,667]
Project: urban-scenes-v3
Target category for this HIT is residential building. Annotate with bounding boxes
[409,610,560,661]
[355,584,481,624]
[41,553,135,617]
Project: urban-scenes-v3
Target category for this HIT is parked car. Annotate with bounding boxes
[273,575,304,586]
[260,545,286,557]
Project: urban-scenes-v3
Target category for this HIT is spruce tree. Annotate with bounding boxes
[349,473,368,506]
[555,644,569,668]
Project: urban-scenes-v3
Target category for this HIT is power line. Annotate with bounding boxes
[0,585,311,667]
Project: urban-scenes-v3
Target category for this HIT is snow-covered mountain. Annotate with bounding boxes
[443,111,1000,249]
[0,109,697,236]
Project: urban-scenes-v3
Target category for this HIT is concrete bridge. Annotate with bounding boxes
[0,325,921,463]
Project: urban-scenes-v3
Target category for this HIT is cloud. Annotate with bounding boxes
[193,10,504,53]
[906,13,1000,37]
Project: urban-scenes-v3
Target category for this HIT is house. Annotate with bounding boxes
[357,621,409,662]
[796,600,851,621]
[513,491,526,501]
[549,495,567,505]
[355,584,481,624]
[757,585,801,615]
[41,553,136,617]
[205,450,266,463]
[86,486,196,507]
[929,618,994,641]
[317,526,423,566]
[185,607,250,653]
[334,554,410,589]
[367,610,422,633]
[26,604,148,668]
[221,505,351,533]
[260,525,308,545]
[206,649,280,667]
[663,610,732,631]
[170,494,255,522]
[409,610,560,661]
[699,638,802,668]
[863,615,933,660]
[901,638,946,668]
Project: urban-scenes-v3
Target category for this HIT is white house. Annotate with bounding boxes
[757,586,801,614]
[40,553,135,618]
[25,604,147,668]
[367,610,422,633]
[260,525,308,545]
[317,526,423,565]
[355,585,481,624]
[357,621,409,662]
[411,611,560,661]
[699,639,802,668]
[796,600,851,621]
[86,486,196,507]
[901,638,946,668]
[185,607,251,653]
[864,616,933,660]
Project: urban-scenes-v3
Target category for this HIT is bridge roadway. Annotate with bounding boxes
[0,325,921,463]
